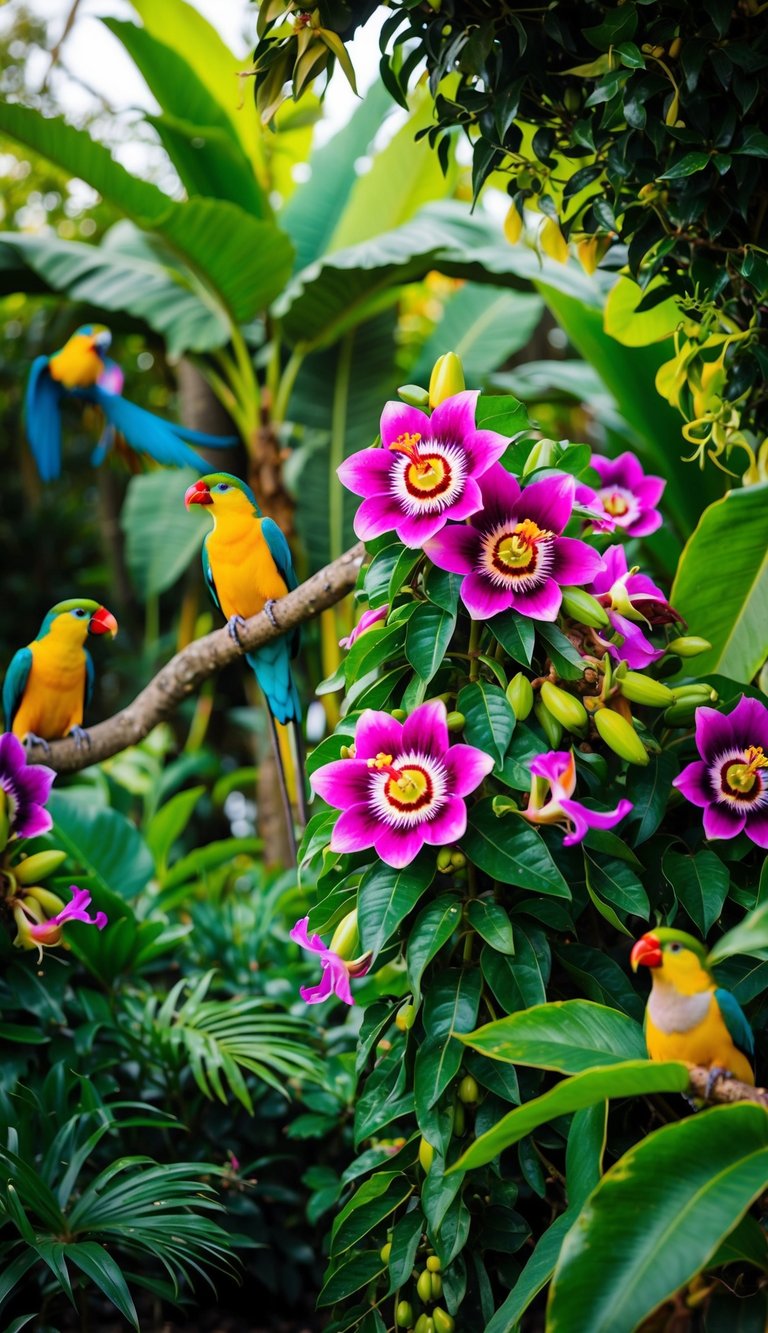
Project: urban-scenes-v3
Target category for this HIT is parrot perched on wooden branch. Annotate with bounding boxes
[631,927,755,1093]
[184,472,307,855]
[3,598,118,749]
[25,324,236,481]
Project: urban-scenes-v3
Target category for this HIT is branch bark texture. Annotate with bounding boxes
[28,542,365,774]
[688,1066,768,1109]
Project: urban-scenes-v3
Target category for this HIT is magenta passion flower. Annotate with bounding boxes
[576,451,665,537]
[589,545,680,670]
[310,700,494,869]
[0,733,55,840]
[673,697,768,846]
[522,750,633,846]
[15,885,108,959]
[424,465,603,622]
[290,915,371,1006]
[339,604,389,650]
[337,390,508,548]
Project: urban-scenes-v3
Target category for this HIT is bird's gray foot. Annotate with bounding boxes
[227,614,247,646]
[68,726,91,749]
[705,1066,733,1099]
[264,599,279,630]
[24,732,51,754]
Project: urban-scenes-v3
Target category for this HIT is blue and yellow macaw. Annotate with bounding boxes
[26,324,235,481]
[184,472,306,849]
[3,598,118,749]
[631,928,755,1092]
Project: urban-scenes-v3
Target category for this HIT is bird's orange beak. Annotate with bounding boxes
[89,606,118,638]
[630,933,662,972]
[185,480,212,507]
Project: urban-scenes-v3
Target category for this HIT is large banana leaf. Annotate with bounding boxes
[670,483,768,682]
[411,283,544,385]
[0,103,292,323]
[103,17,267,216]
[0,226,228,356]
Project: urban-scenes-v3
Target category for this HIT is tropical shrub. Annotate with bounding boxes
[293,357,768,1332]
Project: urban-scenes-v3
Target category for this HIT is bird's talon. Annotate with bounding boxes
[264,599,279,631]
[24,732,51,754]
[227,614,247,647]
[68,726,91,749]
[705,1066,733,1099]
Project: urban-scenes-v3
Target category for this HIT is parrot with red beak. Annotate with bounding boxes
[185,472,306,853]
[25,323,234,481]
[631,927,755,1093]
[3,599,118,749]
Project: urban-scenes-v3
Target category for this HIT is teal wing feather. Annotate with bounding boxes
[714,988,754,1060]
[3,648,33,730]
[26,357,63,482]
[261,517,300,655]
[85,651,95,710]
[201,533,222,614]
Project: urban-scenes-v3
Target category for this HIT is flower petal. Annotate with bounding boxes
[374,824,428,868]
[424,525,481,576]
[429,389,479,445]
[694,706,741,766]
[745,810,768,849]
[560,796,633,846]
[673,760,712,808]
[460,572,515,620]
[703,803,746,840]
[477,464,522,525]
[422,797,468,846]
[330,802,382,854]
[552,536,604,586]
[354,493,402,541]
[379,400,431,450]
[529,750,574,790]
[337,447,393,498]
[625,511,663,538]
[290,916,327,956]
[310,758,371,808]
[443,744,495,797]
[403,700,449,756]
[12,805,53,839]
[518,473,575,534]
[725,696,768,753]
[590,543,629,595]
[443,475,484,522]
[508,577,562,622]
[463,428,510,476]
[354,710,404,760]
[300,967,335,1004]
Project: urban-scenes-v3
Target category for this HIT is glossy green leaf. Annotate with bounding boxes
[406,895,462,1002]
[405,603,456,683]
[318,1252,384,1307]
[122,468,206,599]
[47,791,154,901]
[664,848,730,935]
[489,610,536,666]
[412,285,543,386]
[547,1106,768,1333]
[457,681,515,766]
[386,1207,424,1295]
[536,622,586,680]
[145,786,204,871]
[331,1172,412,1255]
[358,853,435,960]
[671,485,768,683]
[624,752,680,845]
[467,899,516,955]
[556,944,644,1022]
[463,800,570,898]
[461,999,646,1072]
[68,1242,139,1330]
[455,1061,688,1170]
[583,851,649,921]
[708,903,768,964]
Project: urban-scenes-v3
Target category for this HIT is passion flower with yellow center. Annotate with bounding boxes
[673,697,768,846]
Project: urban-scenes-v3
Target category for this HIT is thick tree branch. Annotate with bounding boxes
[689,1066,768,1108]
[27,542,365,774]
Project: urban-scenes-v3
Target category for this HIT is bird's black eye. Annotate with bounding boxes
[216,483,230,492]
[73,608,87,617]
[668,942,681,953]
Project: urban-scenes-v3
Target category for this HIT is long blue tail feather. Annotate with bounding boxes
[26,358,63,481]
[246,641,301,726]
[79,386,236,471]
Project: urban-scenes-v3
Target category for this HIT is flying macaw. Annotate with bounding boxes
[184,472,306,850]
[3,598,118,749]
[631,928,755,1093]
[25,324,235,481]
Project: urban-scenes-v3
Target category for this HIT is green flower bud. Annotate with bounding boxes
[329,909,359,960]
[418,1137,434,1173]
[523,438,560,475]
[429,352,465,408]
[380,1241,392,1263]
[450,851,466,870]
[617,671,675,708]
[458,1074,479,1105]
[662,701,700,727]
[560,586,610,629]
[25,886,65,916]
[426,1256,442,1273]
[14,850,68,885]
[534,698,563,749]
[492,795,519,816]
[436,847,453,873]
[666,636,712,658]
[431,1273,443,1300]
[454,1101,466,1136]
[391,709,408,722]
[540,681,588,733]
[433,1310,455,1333]
[414,1317,432,1333]
[668,683,718,702]
[395,1003,416,1032]
[446,711,465,733]
[398,383,430,408]
[594,708,649,766]
[396,1301,414,1327]
[417,1270,433,1303]
[507,672,534,721]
